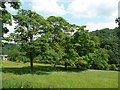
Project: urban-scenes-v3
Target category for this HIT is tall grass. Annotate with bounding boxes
[2,61,118,88]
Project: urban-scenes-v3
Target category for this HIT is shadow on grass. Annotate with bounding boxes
[2,65,87,75]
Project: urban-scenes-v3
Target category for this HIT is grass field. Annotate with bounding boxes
[1,60,119,88]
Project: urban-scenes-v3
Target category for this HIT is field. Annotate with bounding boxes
[1,60,118,88]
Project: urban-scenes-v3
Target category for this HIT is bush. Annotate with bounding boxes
[7,48,19,61]
[109,64,117,70]
[75,57,88,69]
[34,55,42,63]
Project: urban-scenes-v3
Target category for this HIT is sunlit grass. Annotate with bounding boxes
[2,60,118,88]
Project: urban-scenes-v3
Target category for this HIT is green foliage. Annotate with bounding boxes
[1,1,21,35]
[73,26,95,56]
[2,43,17,55]
[47,16,72,68]
[7,48,19,61]
[11,9,50,67]
[75,56,88,69]
[16,54,29,63]
[4,9,119,71]
[109,64,117,70]
[87,48,109,70]
[90,28,120,69]
[115,17,120,28]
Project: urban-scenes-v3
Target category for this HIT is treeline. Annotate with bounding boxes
[3,9,120,71]
[90,28,120,70]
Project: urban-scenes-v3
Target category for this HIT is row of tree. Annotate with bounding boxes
[2,8,119,70]
[1,1,119,70]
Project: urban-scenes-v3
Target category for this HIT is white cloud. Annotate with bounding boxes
[20,0,23,2]
[4,20,17,37]
[5,0,119,34]
[31,0,66,16]
[57,0,73,3]
[67,0,119,18]
[86,22,118,31]
[66,0,119,30]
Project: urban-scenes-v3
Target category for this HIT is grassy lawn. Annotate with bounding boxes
[1,60,118,88]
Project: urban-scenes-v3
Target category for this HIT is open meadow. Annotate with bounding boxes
[1,0,120,89]
[1,60,118,88]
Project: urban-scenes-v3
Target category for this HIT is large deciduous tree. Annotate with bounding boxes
[12,9,50,68]
[88,48,109,70]
[73,26,95,56]
[47,16,71,68]
[72,26,95,69]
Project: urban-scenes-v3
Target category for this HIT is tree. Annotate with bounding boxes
[11,9,50,68]
[115,17,120,28]
[73,26,95,57]
[0,0,21,34]
[47,16,71,68]
[47,16,78,68]
[7,47,19,61]
[90,28,119,68]
[33,35,59,67]
[74,56,88,69]
[88,48,109,70]
[62,35,76,69]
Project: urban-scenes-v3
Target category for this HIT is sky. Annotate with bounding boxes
[6,0,119,34]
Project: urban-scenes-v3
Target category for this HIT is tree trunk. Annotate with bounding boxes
[53,64,56,68]
[77,65,79,69]
[65,62,67,69]
[30,34,33,68]
[30,57,33,68]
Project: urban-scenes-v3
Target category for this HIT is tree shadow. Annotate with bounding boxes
[2,65,87,75]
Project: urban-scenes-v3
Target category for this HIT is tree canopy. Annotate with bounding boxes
[0,0,21,35]
[3,8,119,71]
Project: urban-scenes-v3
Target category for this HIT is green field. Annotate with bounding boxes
[1,60,118,88]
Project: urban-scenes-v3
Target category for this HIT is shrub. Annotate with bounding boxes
[109,64,117,70]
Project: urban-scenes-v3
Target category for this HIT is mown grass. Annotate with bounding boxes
[1,60,119,88]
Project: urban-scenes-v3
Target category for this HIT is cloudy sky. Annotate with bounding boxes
[6,0,119,33]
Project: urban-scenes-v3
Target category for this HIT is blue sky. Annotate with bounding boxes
[6,0,119,33]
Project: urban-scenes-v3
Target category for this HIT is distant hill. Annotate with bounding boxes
[2,43,18,55]
[90,27,120,66]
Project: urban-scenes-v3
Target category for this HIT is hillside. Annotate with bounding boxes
[90,27,120,66]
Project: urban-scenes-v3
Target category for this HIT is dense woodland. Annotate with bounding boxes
[1,1,120,71]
